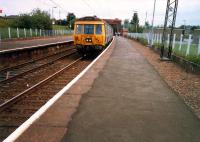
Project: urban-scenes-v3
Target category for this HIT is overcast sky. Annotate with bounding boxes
[0,0,199,26]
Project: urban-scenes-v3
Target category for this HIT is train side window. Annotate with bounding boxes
[84,25,94,34]
[96,24,102,34]
[76,25,83,34]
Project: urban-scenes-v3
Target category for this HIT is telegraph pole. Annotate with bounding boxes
[150,0,157,46]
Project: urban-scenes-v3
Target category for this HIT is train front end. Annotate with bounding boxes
[73,16,112,56]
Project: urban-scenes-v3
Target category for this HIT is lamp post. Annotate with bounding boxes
[151,0,157,46]
[52,6,57,24]
[183,19,186,34]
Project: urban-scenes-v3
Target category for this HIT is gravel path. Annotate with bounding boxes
[129,39,200,119]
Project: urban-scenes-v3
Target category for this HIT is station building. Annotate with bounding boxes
[103,18,122,35]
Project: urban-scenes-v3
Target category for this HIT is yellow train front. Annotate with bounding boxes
[73,16,113,56]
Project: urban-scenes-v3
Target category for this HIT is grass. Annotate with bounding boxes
[136,37,148,46]
[153,41,200,65]
[132,37,200,65]
[52,25,67,30]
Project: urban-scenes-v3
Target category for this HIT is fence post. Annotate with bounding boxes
[151,34,154,45]
[17,28,19,38]
[8,27,11,39]
[186,34,192,56]
[147,33,150,44]
[35,29,37,37]
[30,28,32,37]
[198,36,200,55]
[172,34,176,49]
[40,29,42,36]
[156,34,158,43]
[179,34,183,51]
[155,34,157,43]
[24,28,26,38]
[0,33,1,45]
[167,34,170,47]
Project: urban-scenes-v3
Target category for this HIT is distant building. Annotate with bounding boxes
[103,18,122,35]
[0,15,18,20]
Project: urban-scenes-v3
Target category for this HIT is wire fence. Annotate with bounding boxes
[0,27,73,40]
[127,33,200,57]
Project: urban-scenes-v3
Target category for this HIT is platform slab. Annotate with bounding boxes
[62,37,200,142]
[0,36,72,51]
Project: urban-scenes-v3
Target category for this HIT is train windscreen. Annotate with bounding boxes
[96,24,102,34]
[84,25,94,34]
[76,24,83,34]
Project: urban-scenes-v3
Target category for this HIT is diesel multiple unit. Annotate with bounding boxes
[73,16,113,56]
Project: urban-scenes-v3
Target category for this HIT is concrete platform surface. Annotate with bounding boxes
[0,36,72,51]
[62,37,200,142]
[11,37,200,142]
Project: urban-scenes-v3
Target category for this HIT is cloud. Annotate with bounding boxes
[0,0,199,26]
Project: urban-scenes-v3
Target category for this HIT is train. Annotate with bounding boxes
[73,16,113,56]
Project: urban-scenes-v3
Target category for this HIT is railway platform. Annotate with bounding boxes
[0,35,72,51]
[7,37,200,142]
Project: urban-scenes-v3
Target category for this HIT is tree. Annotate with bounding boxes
[123,19,129,29]
[11,9,52,29]
[130,12,139,32]
[66,13,76,29]
[145,21,151,29]
[31,9,52,29]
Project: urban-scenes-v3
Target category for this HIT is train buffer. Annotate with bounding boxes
[6,37,200,142]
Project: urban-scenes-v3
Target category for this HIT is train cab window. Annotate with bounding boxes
[76,25,83,34]
[96,24,102,34]
[84,25,94,34]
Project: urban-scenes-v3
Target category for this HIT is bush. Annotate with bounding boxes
[11,9,52,30]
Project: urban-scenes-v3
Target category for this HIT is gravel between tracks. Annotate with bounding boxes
[129,39,200,119]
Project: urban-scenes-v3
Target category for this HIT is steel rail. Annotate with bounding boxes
[0,49,77,84]
[0,57,82,112]
[0,46,75,73]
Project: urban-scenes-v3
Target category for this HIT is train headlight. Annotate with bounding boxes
[85,38,92,42]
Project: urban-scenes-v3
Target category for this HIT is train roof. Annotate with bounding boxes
[76,16,103,22]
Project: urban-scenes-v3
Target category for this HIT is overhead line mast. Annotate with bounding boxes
[160,0,178,59]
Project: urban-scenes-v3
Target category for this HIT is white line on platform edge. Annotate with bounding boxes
[3,37,115,142]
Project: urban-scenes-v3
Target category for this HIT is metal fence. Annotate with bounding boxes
[127,33,200,57]
[0,27,73,40]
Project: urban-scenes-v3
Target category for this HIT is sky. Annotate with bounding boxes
[0,0,199,26]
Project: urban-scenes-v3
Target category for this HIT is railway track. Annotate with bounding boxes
[0,47,79,104]
[0,47,76,83]
[0,56,91,141]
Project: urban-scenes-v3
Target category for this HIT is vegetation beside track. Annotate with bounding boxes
[133,37,200,65]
